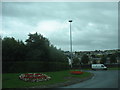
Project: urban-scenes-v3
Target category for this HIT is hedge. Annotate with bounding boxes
[2,61,70,73]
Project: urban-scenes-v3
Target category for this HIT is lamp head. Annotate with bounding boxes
[69,20,72,22]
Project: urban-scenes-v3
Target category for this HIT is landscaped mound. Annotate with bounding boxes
[19,73,51,82]
[70,71,84,75]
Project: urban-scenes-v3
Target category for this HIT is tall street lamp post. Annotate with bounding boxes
[69,20,73,68]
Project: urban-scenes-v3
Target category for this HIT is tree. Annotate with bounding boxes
[72,57,80,66]
[25,32,50,61]
[91,54,96,58]
[93,60,97,64]
[81,54,89,64]
[2,37,18,61]
[117,52,120,57]
[2,37,15,61]
[110,54,117,64]
[2,37,26,62]
[100,55,107,64]
[2,33,69,72]
[49,44,67,62]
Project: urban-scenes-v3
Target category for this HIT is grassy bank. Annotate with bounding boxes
[108,67,120,70]
[2,70,92,88]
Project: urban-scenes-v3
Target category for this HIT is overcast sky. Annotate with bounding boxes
[2,2,118,51]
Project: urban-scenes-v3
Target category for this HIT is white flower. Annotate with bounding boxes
[19,73,51,82]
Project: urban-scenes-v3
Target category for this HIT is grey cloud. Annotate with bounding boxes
[2,2,118,51]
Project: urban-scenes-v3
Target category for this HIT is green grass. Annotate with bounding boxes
[81,67,120,70]
[2,70,92,88]
[108,67,120,70]
[81,68,91,70]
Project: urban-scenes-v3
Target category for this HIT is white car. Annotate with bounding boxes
[91,64,107,70]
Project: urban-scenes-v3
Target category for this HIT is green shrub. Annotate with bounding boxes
[3,61,70,73]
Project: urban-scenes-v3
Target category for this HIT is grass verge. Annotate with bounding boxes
[108,67,120,70]
[81,67,120,70]
[2,70,92,88]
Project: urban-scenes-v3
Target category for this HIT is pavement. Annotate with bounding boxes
[61,70,119,88]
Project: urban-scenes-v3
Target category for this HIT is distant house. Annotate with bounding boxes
[68,49,119,65]
[116,57,120,63]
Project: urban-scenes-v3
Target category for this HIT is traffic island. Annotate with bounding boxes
[30,72,94,88]
[3,70,94,88]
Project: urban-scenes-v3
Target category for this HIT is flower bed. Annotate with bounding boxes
[70,71,84,75]
[19,73,51,82]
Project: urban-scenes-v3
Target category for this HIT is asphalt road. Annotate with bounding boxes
[61,70,119,88]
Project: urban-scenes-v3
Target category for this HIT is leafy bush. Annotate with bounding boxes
[2,61,69,73]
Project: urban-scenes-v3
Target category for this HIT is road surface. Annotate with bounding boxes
[61,70,119,88]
